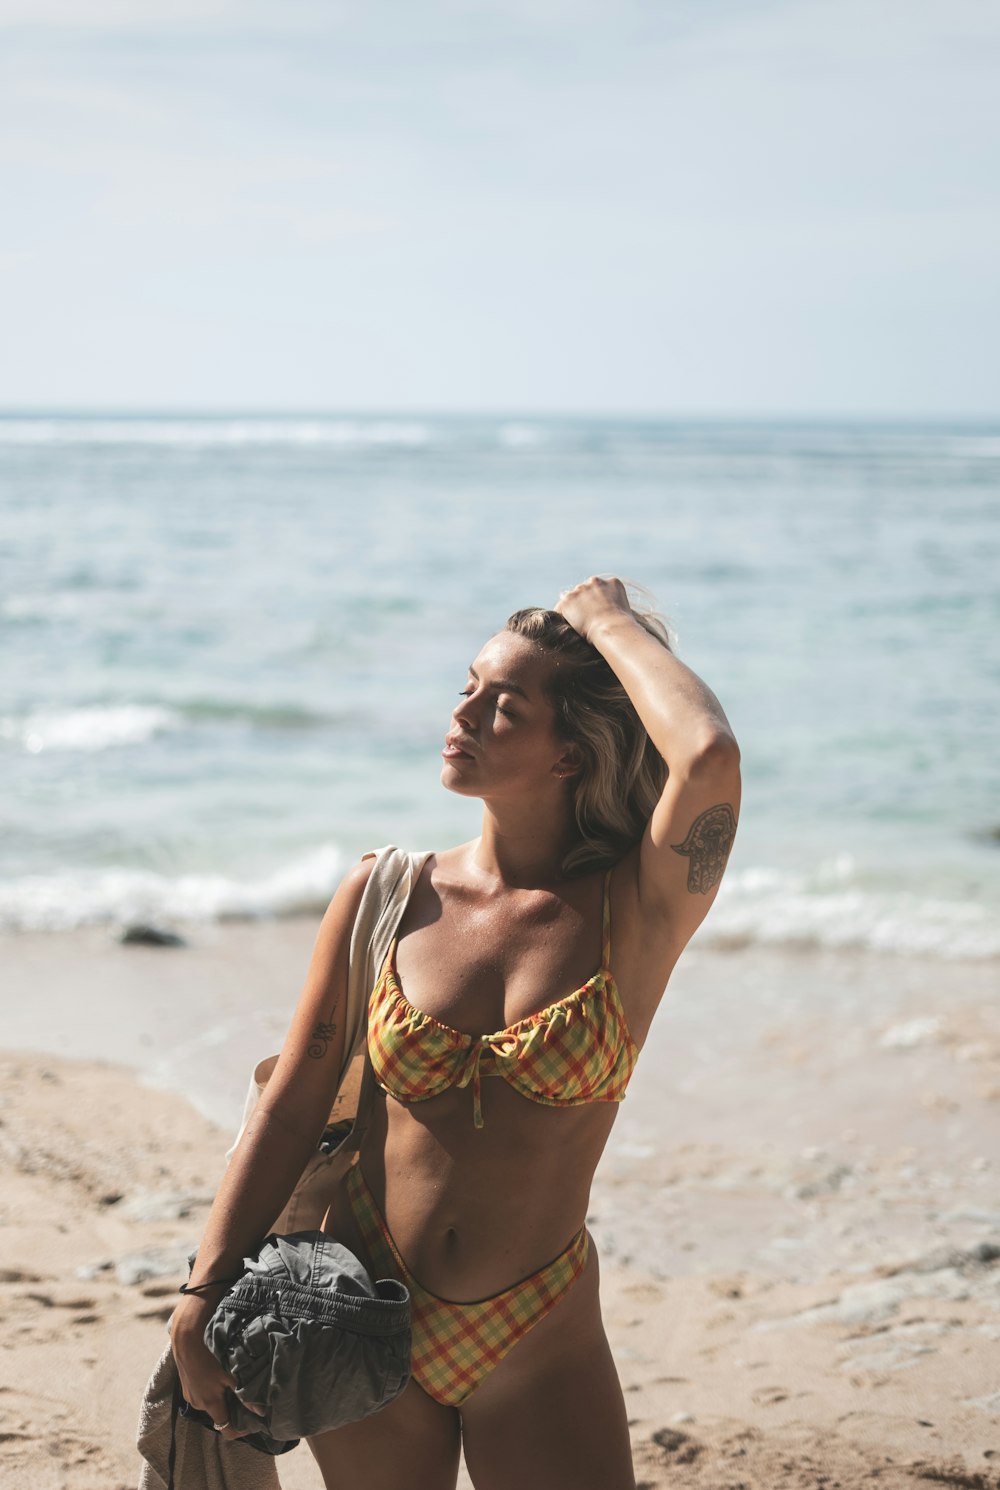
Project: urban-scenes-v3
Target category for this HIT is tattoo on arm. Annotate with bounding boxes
[307,1020,338,1060]
[670,803,737,894]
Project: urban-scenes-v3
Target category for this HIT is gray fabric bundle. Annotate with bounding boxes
[205,1230,410,1446]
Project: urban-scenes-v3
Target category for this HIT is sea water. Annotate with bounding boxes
[2,413,998,962]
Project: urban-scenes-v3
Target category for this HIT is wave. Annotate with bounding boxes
[0,844,345,932]
[1,848,997,958]
[0,698,337,752]
[0,418,434,448]
[497,423,546,448]
[176,698,335,729]
[699,862,1000,961]
[0,704,182,753]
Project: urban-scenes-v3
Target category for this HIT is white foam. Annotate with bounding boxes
[2,593,87,621]
[498,423,545,448]
[0,842,345,932]
[0,419,433,448]
[1,845,996,959]
[0,704,180,753]
[697,864,1000,961]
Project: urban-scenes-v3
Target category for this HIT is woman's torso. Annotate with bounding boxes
[327,845,679,1301]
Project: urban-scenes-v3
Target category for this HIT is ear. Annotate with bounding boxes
[552,744,583,781]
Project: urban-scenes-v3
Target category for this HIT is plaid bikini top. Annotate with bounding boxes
[367,869,639,1129]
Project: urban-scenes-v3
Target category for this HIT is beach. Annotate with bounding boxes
[2,413,998,1485]
[3,922,999,1489]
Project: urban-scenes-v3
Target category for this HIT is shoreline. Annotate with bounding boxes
[2,922,1000,1486]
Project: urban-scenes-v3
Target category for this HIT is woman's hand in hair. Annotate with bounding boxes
[555,576,633,644]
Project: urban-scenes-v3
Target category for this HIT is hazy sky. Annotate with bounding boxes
[2,0,998,414]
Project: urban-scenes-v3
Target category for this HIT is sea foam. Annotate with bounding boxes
[700,865,1000,961]
[0,843,345,932]
[0,418,434,448]
[0,705,181,753]
[0,847,996,960]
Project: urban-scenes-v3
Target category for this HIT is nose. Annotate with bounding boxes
[453,690,478,731]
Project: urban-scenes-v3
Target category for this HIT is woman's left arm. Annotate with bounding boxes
[557,577,741,947]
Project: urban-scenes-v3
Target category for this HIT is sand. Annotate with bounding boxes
[2,923,999,1489]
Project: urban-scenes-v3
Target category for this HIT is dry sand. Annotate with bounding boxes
[2,925,999,1489]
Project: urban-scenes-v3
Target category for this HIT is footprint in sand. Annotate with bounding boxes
[646,1427,704,1466]
[24,1292,97,1310]
[138,1303,177,1322]
[751,1384,789,1406]
[908,1462,1000,1488]
[622,1281,664,1301]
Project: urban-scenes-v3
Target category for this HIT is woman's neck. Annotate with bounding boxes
[470,801,577,887]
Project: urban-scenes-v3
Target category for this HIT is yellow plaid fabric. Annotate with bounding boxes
[368,868,638,1129]
[346,1161,589,1406]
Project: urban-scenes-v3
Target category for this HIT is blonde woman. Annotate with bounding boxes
[173,575,741,1490]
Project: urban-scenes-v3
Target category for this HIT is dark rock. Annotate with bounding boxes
[118,924,187,947]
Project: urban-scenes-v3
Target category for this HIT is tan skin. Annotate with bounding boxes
[171,576,741,1488]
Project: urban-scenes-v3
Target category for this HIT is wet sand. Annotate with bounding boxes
[1,922,999,1488]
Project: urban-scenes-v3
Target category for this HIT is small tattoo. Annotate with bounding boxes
[307,1020,337,1059]
[671,803,737,894]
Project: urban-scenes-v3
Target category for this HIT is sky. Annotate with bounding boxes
[1,0,998,415]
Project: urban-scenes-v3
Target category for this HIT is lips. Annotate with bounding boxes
[443,734,475,759]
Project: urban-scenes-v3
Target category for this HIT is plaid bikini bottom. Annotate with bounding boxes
[344,1161,590,1407]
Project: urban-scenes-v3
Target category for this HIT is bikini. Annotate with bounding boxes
[345,868,640,1407]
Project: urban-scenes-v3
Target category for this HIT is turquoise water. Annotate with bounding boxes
[2,413,998,958]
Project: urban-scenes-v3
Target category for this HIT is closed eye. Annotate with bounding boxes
[458,686,516,720]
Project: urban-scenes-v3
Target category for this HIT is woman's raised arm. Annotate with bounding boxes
[557,577,741,950]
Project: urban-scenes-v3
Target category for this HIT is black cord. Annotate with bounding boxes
[179,1276,240,1296]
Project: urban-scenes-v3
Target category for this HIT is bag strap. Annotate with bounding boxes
[328,845,431,1158]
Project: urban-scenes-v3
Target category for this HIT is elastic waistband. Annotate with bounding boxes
[220,1272,411,1336]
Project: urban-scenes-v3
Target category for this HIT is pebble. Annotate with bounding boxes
[878,1017,943,1049]
[116,1189,212,1222]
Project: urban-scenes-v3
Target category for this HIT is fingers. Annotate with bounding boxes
[211,1391,255,1442]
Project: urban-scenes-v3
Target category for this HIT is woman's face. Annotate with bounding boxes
[441,632,574,800]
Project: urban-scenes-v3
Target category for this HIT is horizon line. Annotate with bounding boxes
[0,405,998,424]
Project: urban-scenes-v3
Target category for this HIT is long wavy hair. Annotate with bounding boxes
[505,594,673,876]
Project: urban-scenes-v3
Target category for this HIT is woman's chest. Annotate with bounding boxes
[391,890,605,1035]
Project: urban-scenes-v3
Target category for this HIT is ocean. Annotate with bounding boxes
[2,412,998,963]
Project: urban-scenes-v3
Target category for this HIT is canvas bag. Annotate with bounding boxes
[226,845,431,1234]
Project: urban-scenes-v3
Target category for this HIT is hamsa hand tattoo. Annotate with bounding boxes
[670,803,737,894]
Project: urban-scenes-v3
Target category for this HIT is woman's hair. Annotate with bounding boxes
[505,592,674,876]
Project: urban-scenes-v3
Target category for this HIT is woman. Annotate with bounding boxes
[173,575,741,1490]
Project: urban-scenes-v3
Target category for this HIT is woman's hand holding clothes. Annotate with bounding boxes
[172,1291,263,1441]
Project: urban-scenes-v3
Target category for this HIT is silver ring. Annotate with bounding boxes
[213,1420,231,1432]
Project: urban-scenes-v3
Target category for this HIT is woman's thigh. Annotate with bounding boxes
[307,1379,462,1490]
[459,1247,636,1490]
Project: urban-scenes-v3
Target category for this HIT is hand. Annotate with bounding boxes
[172,1298,265,1442]
[555,576,633,644]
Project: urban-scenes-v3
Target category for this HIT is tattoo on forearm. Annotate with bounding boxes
[671,803,737,894]
[307,1020,338,1059]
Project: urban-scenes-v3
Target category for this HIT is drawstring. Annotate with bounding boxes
[455,1036,519,1128]
[455,1042,487,1128]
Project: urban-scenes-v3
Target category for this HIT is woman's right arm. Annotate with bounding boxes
[171,855,376,1439]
